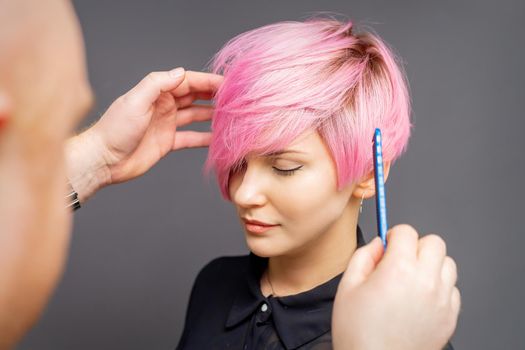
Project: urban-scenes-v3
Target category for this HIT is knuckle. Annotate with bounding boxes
[419,274,439,294]
[118,93,133,107]
[449,287,462,317]
[453,286,462,307]
[418,274,441,296]
[423,234,447,255]
[352,246,366,258]
[115,94,128,105]
[391,257,414,278]
[445,256,458,276]
[390,223,419,241]
[119,92,138,107]
[146,71,163,83]
[445,304,460,337]
[400,224,419,240]
[351,246,371,265]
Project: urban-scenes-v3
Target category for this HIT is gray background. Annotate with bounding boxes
[18,0,525,349]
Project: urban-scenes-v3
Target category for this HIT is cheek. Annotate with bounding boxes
[227,171,240,199]
[274,166,346,233]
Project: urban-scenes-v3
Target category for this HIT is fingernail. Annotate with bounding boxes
[169,67,185,79]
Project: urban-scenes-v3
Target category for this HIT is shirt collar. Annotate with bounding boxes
[225,225,367,349]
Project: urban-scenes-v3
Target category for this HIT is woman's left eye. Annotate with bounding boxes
[272,165,303,176]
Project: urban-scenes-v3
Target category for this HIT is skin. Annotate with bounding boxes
[0,0,460,348]
[333,227,461,350]
[0,1,221,348]
[229,129,391,296]
[65,69,222,203]
[229,129,461,350]
[0,1,93,347]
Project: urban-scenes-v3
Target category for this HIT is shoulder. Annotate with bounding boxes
[177,255,251,349]
[190,255,251,298]
[198,255,250,277]
[195,255,250,281]
[180,255,250,328]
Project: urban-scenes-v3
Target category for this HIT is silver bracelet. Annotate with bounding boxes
[65,182,81,211]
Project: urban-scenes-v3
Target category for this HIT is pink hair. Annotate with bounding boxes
[203,17,412,201]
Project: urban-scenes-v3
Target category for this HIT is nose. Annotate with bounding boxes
[230,158,268,208]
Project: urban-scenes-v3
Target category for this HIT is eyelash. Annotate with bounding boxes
[272,165,303,176]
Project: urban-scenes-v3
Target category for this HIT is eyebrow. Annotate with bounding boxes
[265,149,307,157]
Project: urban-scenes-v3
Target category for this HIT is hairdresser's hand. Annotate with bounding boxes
[65,68,223,202]
[332,224,460,350]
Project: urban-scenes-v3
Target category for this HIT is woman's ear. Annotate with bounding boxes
[0,90,12,132]
[352,161,391,200]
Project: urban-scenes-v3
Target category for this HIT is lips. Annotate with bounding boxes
[242,218,278,227]
[242,218,279,233]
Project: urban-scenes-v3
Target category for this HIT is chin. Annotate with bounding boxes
[245,235,287,258]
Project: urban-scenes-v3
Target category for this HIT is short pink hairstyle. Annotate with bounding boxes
[203,17,412,201]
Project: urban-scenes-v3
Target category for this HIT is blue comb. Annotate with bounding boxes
[373,128,388,249]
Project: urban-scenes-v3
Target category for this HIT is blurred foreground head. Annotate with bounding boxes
[0,0,92,348]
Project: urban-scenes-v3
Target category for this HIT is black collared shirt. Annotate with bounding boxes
[176,226,455,350]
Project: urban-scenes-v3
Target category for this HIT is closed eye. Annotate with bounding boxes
[272,165,303,176]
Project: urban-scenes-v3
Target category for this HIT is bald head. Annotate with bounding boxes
[0,0,73,64]
[0,1,93,348]
[0,0,92,137]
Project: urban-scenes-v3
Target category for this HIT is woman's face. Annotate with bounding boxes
[229,129,356,257]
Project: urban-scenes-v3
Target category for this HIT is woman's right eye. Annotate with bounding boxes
[272,165,303,176]
[231,159,303,177]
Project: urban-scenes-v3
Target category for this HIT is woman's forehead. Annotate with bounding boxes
[246,131,326,160]
[281,130,326,154]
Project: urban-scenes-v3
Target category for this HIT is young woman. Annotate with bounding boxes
[176,16,454,350]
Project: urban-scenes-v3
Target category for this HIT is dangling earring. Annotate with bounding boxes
[359,191,366,213]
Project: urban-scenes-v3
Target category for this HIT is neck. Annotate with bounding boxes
[265,204,360,297]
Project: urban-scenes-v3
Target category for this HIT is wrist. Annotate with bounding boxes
[64,127,111,203]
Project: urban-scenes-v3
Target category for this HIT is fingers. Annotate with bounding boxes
[173,131,212,150]
[383,224,419,263]
[176,105,214,127]
[118,69,221,116]
[418,234,447,277]
[171,71,223,98]
[176,92,214,109]
[451,286,461,317]
[123,68,186,111]
[441,255,458,295]
[340,237,384,289]
[418,234,459,317]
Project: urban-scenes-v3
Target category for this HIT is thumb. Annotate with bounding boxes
[340,236,384,289]
[123,67,186,111]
